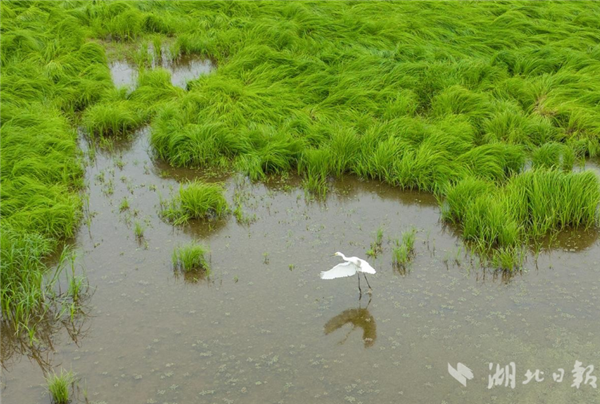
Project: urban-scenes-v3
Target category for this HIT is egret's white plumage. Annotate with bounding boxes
[320,262,357,279]
[320,252,376,280]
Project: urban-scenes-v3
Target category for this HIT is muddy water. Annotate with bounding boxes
[2,59,600,404]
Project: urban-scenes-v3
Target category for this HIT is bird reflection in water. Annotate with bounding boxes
[324,298,376,348]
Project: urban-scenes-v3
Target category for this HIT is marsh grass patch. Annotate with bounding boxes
[160,181,229,225]
[45,369,75,404]
[133,221,145,239]
[444,170,600,270]
[366,227,384,258]
[392,227,417,270]
[172,243,210,274]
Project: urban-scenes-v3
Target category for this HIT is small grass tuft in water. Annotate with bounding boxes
[367,227,384,258]
[161,181,228,225]
[134,221,144,239]
[232,191,257,225]
[490,246,525,272]
[119,197,130,211]
[393,227,417,270]
[45,369,74,404]
[172,243,209,273]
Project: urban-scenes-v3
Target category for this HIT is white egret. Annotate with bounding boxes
[320,252,376,296]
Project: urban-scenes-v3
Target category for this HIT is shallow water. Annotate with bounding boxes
[2,58,600,404]
[109,52,214,90]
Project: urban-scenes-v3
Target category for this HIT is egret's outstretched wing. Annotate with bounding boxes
[320,262,358,279]
[357,258,376,274]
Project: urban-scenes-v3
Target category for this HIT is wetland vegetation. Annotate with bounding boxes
[392,227,417,270]
[160,180,229,224]
[45,369,75,404]
[1,1,600,403]
[172,243,210,274]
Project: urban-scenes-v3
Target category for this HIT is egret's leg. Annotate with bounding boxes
[339,326,356,345]
[363,273,372,294]
[357,273,362,298]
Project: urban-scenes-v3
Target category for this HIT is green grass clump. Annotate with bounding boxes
[119,197,130,211]
[489,247,526,273]
[366,227,384,258]
[134,221,145,239]
[392,227,417,269]
[1,227,52,332]
[82,100,145,136]
[392,245,410,269]
[45,369,74,404]
[172,243,210,273]
[508,170,600,238]
[151,115,248,169]
[298,148,331,197]
[161,181,228,225]
[1,105,84,240]
[532,142,575,171]
[461,192,521,249]
[445,170,600,266]
[441,178,496,224]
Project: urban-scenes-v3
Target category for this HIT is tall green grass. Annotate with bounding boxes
[1,2,106,339]
[161,181,229,225]
[445,170,600,257]
[111,0,600,201]
[532,142,575,171]
[68,1,600,205]
[508,170,600,238]
[82,99,145,136]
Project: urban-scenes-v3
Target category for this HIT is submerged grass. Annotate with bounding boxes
[161,181,228,225]
[489,246,526,273]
